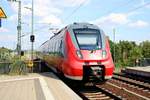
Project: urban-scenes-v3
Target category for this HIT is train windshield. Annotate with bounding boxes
[74,29,102,50]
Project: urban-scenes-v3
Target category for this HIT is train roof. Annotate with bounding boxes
[49,22,101,40]
[67,22,100,30]
[55,22,100,34]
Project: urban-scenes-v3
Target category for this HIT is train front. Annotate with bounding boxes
[63,23,114,81]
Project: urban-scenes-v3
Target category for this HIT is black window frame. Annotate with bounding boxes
[73,28,102,50]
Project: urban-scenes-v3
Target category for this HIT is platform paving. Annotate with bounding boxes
[0,73,82,100]
[125,66,150,77]
[0,78,37,100]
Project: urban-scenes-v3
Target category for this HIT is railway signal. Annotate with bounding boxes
[30,35,35,42]
[0,7,7,27]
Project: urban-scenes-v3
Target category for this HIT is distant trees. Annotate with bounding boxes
[140,41,150,58]
[0,47,12,61]
[110,40,150,67]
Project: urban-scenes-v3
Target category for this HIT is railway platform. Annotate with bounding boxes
[123,66,150,78]
[0,72,82,100]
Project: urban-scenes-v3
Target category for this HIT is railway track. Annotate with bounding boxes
[73,85,122,100]
[74,74,150,100]
[55,70,150,99]
[49,69,121,100]
[42,64,150,99]
[113,73,150,90]
[96,81,150,100]
[100,73,150,99]
[120,70,150,83]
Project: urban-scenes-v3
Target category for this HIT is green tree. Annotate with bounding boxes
[0,47,12,61]
[129,46,142,66]
[109,40,143,67]
[140,41,150,58]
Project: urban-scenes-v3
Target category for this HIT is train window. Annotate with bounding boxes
[59,40,62,49]
[54,41,56,52]
[49,40,52,52]
[52,40,54,52]
[76,34,97,45]
[55,41,58,52]
[74,29,102,50]
[56,41,58,52]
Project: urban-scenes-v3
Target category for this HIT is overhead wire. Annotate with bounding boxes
[104,0,134,15]
[21,1,150,37]
[115,1,150,29]
[62,0,87,23]
[61,0,135,25]
[88,0,150,29]
[127,1,150,13]
[21,24,50,37]
[22,0,87,37]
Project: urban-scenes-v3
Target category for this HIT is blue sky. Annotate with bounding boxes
[0,0,150,50]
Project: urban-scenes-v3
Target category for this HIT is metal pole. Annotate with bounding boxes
[7,0,21,58]
[17,1,21,57]
[113,28,116,64]
[31,0,34,72]
[31,0,34,60]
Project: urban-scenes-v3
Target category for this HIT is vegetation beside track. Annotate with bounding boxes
[0,40,150,74]
[0,47,28,75]
[109,40,150,70]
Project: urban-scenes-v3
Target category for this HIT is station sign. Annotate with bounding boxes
[0,7,7,18]
[0,7,7,27]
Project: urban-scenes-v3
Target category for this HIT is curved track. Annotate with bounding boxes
[72,84,122,100]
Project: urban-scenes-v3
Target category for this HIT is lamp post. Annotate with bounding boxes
[31,0,34,61]
[113,28,116,64]
[24,0,34,72]
[24,0,34,61]
[8,0,22,57]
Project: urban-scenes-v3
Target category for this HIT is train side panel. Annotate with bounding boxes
[39,23,114,81]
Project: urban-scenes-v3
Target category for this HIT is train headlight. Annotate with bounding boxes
[76,50,83,59]
[102,50,107,58]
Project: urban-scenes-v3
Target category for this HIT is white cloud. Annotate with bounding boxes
[128,20,149,28]
[8,14,17,21]
[9,0,62,16]
[92,13,129,29]
[0,27,9,32]
[6,0,91,49]
[9,2,18,12]
[9,2,32,16]
[0,34,16,41]
[98,13,128,24]
[34,0,62,17]
[38,15,62,25]
[8,0,91,27]
[54,0,90,7]
[140,0,150,8]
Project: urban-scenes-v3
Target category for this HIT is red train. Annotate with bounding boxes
[40,23,114,81]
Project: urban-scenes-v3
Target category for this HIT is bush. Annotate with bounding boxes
[9,60,28,75]
[0,62,10,74]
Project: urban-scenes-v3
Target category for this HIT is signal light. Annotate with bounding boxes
[102,50,107,58]
[76,50,83,59]
[21,51,24,56]
[30,35,35,42]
